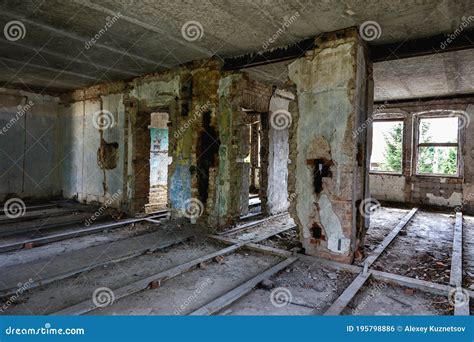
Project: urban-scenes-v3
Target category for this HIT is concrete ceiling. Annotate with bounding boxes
[0,0,472,96]
[374,49,474,101]
[244,48,474,101]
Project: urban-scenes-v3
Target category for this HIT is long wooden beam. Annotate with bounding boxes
[0,213,169,253]
[450,212,463,287]
[53,218,296,315]
[363,207,418,269]
[219,212,288,236]
[51,243,244,315]
[323,273,371,316]
[190,257,298,315]
[1,230,190,296]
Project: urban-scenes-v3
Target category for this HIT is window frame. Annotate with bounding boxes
[412,111,463,178]
[369,117,405,175]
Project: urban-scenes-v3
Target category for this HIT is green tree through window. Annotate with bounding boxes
[416,117,459,175]
[381,122,403,172]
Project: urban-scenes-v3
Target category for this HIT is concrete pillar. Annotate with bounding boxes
[288,29,372,263]
[267,89,294,215]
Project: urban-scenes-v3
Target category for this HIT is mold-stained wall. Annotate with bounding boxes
[56,61,266,228]
[288,29,371,263]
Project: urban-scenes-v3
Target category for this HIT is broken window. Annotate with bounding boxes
[415,116,459,176]
[370,120,403,173]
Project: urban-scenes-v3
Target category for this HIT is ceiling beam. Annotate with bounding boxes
[370,29,474,62]
[223,30,474,70]
[223,37,315,70]
[374,92,474,105]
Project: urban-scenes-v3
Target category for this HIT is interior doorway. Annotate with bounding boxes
[146,112,169,213]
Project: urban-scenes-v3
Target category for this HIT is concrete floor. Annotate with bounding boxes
[0,204,472,316]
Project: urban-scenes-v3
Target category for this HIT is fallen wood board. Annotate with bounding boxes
[232,240,474,300]
[0,216,96,237]
[211,237,363,274]
[52,243,244,315]
[232,224,297,244]
[0,230,192,296]
[239,212,262,221]
[0,208,76,224]
[0,214,168,253]
[370,270,454,297]
[363,207,418,268]
[190,257,298,315]
[450,212,463,287]
[219,212,287,236]
[144,218,162,224]
[0,203,57,215]
[323,272,371,315]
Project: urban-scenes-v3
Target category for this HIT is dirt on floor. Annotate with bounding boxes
[462,215,474,289]
[222,259,356,315]
[343,279,450,315]
[226,215,295,243]
[372,210,454,285]
[357,206,410,264]
[0,238,223,315]
[89,249,280,315]
[259,227,300,251]
[1,205,469,317]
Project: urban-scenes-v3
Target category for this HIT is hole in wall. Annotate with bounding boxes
[97,139,119,170]
[309,158,333,194]
[310,223,326,244]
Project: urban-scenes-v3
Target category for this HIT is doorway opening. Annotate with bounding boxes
[146,112,169,213]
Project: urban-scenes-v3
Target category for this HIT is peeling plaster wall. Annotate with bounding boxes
[370,100,474,213]
[58,92,125,208]
[369,174,405,202]
[288,30,371,263]
[267,90,292,215]
[59,62,255,226]
[0,89,61,202]
[212,74,240,227]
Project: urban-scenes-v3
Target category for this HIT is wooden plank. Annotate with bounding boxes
[0,231,192,296]
[249,224,296,243]
[239,211,262,221]
[212,226,296,246]
[52,243,244,315]
[0,216,92,237]
[190,257,298,315]
[211,237,363,274]
[0,208,76,229]
[0,215,166,253]
[0,203,56,215]
[144,218,162,224]
[0,208,75,224]
[450,212,463,287]
[0,213,169,253]
[219,212,287,236]
[323,273,371,315]
[363,207,418,268]
[246,241,364,274]
[370,270,453,296]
